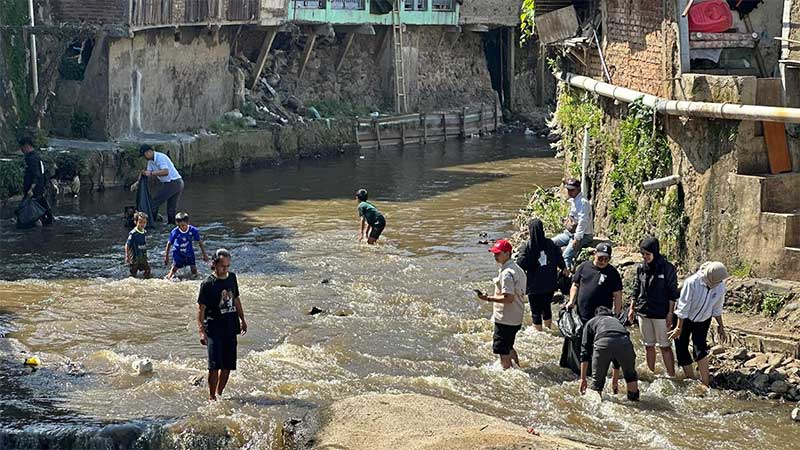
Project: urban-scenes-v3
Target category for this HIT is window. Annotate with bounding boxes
[295,0,324,9]
[404,0,427,11]
[331,0,365,9]
[431,0,454,11]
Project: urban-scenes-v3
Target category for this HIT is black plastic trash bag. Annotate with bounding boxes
[136,175,156,228]
[558,307,584,375]
[557,307,583,339]
[15,197,47,229]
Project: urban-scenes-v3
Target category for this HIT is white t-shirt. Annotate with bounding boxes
[147,151,182,183]
[492,260,528,326]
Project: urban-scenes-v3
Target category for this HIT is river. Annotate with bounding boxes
[0,135,797,449]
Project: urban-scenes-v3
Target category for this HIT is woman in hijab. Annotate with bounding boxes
[515,218,568,331]
[668,261,729,386]
[627,237,679,377]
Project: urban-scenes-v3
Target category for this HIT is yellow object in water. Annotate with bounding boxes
[24,356,41,366]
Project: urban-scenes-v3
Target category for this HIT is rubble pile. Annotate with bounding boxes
[712,349,800,402]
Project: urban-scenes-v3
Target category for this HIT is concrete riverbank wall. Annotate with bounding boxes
[0,119,355,202]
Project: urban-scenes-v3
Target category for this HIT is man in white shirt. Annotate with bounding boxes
[476,239,527,370]
[130,144,184,225]
[552,178,594,268]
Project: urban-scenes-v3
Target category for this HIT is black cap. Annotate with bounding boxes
[139,144,153,156]
[564,178,580,190]
[595,242,612,258]
[356,189,368,202]
[17,135,34,147]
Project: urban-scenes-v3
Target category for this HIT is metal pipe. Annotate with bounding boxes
[28,0,38,98]
[643,175,681,191]
[556,71,800,123]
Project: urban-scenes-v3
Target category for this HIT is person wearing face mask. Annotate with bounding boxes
[516,218,568,331]
[476,239,527,370]
[628,237,678,377]
[668,261,729,386]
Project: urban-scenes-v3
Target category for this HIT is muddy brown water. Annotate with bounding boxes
[0,135,797,449]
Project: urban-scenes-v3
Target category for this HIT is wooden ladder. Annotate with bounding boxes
[391,0,408,114]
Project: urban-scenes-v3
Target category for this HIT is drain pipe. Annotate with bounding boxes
[28,0,39,99]
[556,72,800,123]
[581,126,590,197]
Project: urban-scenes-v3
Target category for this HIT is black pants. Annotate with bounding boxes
[36,196,54,225]
[592,337,638,391]
[152,179,184,225]
[529,292,554,325]
[675,318,712,367]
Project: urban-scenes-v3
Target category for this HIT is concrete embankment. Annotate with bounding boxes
[281,393,594,450]
[0,119,356,202]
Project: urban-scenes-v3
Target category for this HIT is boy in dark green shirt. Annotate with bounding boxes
[356,189,386,245]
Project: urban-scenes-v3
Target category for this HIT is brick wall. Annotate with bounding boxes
[586,0,677,96]
[51,0,129,25]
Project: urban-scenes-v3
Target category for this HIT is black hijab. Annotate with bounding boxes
[640,236,661,272]
[527,219,547,268]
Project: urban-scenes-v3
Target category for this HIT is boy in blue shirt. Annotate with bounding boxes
[125,212,151,278]
[164,212,209,280]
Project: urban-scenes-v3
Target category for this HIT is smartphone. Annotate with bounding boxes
[473,289,484,296]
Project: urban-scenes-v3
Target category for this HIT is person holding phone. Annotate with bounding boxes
[197,248,248,401]
[476,240,527,370]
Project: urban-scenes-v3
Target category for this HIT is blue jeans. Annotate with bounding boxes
[552,232,593,268]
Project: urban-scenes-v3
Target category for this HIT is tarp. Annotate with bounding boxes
[15,197,47,228]
[136,175,156,228]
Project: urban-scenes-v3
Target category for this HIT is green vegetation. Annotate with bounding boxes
[209,116,248,134]
[70,112,92,138]
[761,292,786,317]
[519,0,536,46]
[552,88,688,262]
[0,158,25,198]
[0,0,33,136]
[515,186,568,236]
[729,262,753,278]
[554,87,603,179]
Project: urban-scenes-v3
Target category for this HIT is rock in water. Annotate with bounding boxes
[732,347,750,361]
[132,359,153,375]
[770,380,789,395]
[308,306,325,316]
[792,407,800,422]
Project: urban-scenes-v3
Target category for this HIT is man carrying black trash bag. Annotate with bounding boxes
[15,136,54,229]
[129,144,184,225]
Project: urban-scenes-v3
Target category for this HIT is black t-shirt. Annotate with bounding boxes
[572,262,623,321]
[197,273,241,337]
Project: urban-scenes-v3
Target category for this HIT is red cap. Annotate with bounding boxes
[489,239,512,254]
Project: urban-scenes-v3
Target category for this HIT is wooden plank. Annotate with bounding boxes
[534,6,578,45]
[764,122,792,174]
[336,32,356,73]
[690,40,756,49]
[421,113,427,144]
[690,32,757,41]
[374,120,381,149]
[298,30,317,79]
[250,28,277,89]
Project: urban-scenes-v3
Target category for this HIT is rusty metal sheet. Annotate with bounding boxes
[535,6,579,45]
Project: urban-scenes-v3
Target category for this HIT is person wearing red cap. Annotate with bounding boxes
[476,239,527,370]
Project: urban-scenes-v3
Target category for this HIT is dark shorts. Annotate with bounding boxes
[173,252,196,269]
[129,254,150,274]
[492,323,521,355]
[207,334,237,371]
[528,292,554,325]
[369,216,386,240]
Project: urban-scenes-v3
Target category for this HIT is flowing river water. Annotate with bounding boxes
[0,135,798,450]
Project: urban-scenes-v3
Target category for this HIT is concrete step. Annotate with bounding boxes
[761,172,800,213]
